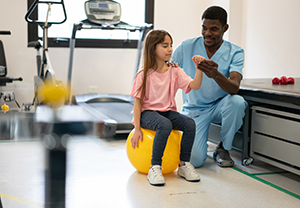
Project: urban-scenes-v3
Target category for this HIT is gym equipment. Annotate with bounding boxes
[287,77,295,84]
[272,77,280,85]
[280,76,288,85]
[0,91,21,108]
[24,1,105,208]
[126,128,182,175]
[1,104,9,113]
[0,31,23,86]
[0,30,11,77]
[68,0,152,137]
[38,82,69,108]
[85,0,121,25]
[25,0,67,108]
[0,31,23,108]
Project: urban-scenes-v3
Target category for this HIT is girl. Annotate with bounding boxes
[130,29,204,186]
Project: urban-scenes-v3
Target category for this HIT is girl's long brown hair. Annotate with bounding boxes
[135,29,173,107]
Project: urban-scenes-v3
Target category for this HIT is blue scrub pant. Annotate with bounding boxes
[140,110,196,166]
[182,94,247,168]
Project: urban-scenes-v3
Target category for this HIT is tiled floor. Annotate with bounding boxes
[0,136,300,208]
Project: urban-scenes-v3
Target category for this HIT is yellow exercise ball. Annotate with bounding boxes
[37,82,69,108]
[126,128,182,175]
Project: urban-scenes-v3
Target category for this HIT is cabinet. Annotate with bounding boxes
[238,78,300,175]
[250,106,300,175]
[208,78,300,174]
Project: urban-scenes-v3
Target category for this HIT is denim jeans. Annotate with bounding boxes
[140,110,196,166]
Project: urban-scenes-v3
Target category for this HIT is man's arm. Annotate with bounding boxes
[197,60,242,94]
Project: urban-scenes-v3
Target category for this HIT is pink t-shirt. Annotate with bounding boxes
[130,66,193,112]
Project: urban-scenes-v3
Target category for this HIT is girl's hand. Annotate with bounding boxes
[131,128,143,149]
[192,55,205,66]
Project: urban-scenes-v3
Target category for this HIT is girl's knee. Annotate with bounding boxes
[157,119,172,133]
[184,117,196,131]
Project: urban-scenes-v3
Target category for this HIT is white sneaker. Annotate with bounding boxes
[178,162,200,182]
[147,165,165,186]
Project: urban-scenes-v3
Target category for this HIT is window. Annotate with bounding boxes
[27,0,154,48]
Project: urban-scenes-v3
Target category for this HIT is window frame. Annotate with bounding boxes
[27,0,154,48]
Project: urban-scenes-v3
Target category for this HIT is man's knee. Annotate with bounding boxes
[230,95,246,111]
[190,151,207,168]
[222,95,246,119]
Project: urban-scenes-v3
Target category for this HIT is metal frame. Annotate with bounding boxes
[27,0,154,48]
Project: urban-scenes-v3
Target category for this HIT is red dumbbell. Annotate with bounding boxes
[280,76,288,85]
[287,77,295,84]
[272,77,280,85]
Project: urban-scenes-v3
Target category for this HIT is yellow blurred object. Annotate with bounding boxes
[38,83,69,108]
[1,104,9,113]
[126,128,182,175]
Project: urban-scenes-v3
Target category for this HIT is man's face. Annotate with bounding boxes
[201,19,228,48]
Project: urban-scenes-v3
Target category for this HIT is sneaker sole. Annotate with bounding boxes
[178,174,200,182]
[148,180,165,186]
[147,177,165,186]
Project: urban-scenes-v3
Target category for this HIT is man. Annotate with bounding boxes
[172,6,247,168]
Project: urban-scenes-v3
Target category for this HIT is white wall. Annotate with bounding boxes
[1,0,300,109]
[242,0,300,78]
[154,0,230,50]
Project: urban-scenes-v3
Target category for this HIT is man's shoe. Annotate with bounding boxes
[178,162,200,182]
[147,165,165,186]
[213,146,234,167]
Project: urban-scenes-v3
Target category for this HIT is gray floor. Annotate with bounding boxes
[0,136,300,208]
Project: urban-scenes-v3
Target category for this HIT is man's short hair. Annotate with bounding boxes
[202,6,227,26]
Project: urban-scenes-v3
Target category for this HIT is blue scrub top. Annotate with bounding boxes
[172,36,244,111]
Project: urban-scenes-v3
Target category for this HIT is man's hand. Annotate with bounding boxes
[197,59,242,94]
[167,61,179,67]
[197,60,219,78]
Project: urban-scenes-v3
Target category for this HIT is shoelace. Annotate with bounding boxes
[151,166,163,176]
[184,163,197,175]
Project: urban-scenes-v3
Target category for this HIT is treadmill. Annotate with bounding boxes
[68,0,152,137]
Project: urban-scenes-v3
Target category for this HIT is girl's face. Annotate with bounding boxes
[155,35,173,63]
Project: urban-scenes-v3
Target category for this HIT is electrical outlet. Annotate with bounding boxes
[88,86,98,94]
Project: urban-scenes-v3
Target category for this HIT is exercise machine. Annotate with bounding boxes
[68,0,152,137]
[25,0,67,108]
[0,30,11,79]
[0,30,23,109]
[24,1,106,208]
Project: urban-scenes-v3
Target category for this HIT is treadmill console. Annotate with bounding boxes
[85,0,121,25]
